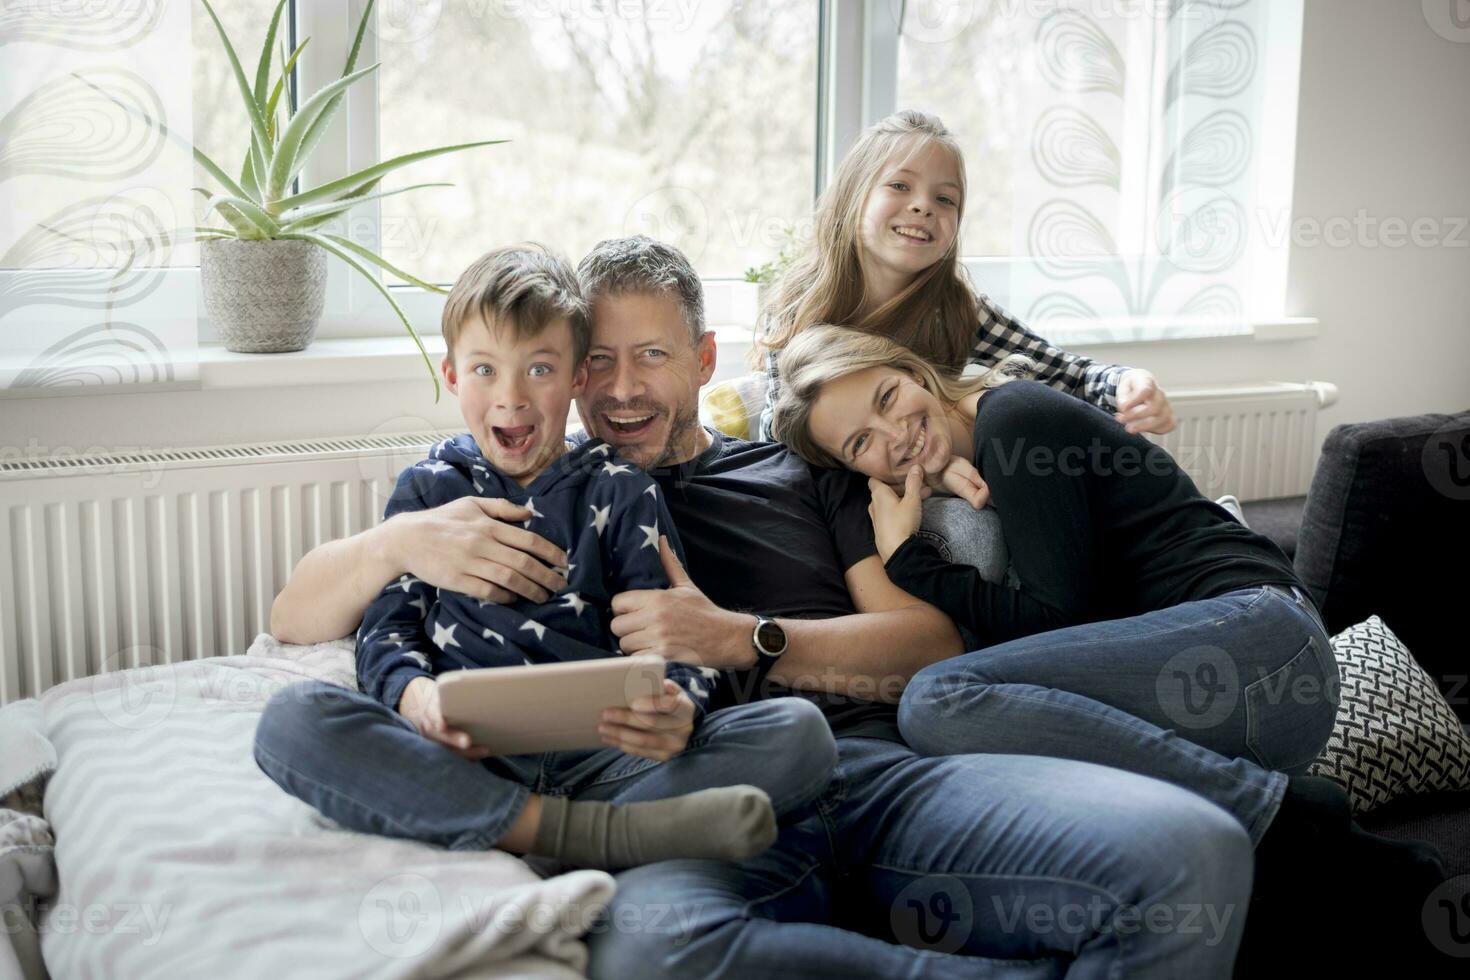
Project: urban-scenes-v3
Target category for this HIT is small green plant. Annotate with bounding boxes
[742,223,801,286]
[111,0,503,399]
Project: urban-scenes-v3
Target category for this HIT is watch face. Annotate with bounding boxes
[755,619,787,656]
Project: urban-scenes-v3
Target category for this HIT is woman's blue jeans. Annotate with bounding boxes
[899,582,1339,842]
[253,680,837,850]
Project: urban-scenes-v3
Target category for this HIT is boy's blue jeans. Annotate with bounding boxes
[252,680,836,850]
[898,582,1338,844]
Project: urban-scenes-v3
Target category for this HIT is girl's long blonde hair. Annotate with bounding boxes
[770,325,1029,470]
[749,109,981,372]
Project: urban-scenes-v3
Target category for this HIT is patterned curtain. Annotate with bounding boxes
[1006,0,1292,340]
[0,0,197,394]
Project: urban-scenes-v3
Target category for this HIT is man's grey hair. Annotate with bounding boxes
[576,235,707,345]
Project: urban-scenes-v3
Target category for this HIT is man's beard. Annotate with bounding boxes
[588,397,702,472]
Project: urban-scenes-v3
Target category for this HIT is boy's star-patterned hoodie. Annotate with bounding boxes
[356,434,724,722]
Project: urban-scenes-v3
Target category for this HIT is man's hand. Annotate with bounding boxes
[870,465,925,562]
[610,538,758,670]
[397,676,494,761]
[599,679,696,762]
[938,455,990,510]
[387,497,568,605]
[1115,369,1177,435]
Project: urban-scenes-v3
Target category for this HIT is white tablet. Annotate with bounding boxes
[436,654,668,755]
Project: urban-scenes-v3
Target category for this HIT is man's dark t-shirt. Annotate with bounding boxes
[576,428,902,739]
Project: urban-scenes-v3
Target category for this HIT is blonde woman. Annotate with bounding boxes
[753,109,1176,441]
[770,324,1338,782]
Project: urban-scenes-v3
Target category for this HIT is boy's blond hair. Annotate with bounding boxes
[441,244,590,362]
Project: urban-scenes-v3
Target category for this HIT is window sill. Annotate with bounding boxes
[1041,318,1319,348]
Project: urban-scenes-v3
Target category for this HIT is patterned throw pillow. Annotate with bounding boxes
[1308,616,1470,813]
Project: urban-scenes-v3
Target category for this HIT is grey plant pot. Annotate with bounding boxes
[201,238,328,353]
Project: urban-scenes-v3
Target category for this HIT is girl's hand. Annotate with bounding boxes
[1115,369,1177,435]
[869,465,926,562]
[940,456,990,510]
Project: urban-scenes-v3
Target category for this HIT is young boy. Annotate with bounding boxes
[353,244,834,871]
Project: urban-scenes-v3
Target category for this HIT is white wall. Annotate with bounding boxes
[4,0,1467,461]
[1072,0,1470,439]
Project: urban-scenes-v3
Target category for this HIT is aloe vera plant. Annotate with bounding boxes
[189,0,502,398]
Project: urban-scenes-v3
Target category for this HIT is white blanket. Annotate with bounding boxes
[23,634,614,979]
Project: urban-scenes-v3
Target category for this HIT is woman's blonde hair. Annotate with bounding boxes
[770,325,1029,470]
[749,109,981,371]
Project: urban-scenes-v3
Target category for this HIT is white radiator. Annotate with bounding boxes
[0,380,1337,703]
[1150,381,1338,502]
[0,430,457,704]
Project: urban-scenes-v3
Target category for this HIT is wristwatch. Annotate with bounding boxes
[751,616,788,664]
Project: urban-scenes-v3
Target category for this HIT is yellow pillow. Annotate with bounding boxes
[699,373,770,441]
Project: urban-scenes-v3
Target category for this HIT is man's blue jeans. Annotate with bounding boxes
[588,729,1260,980]
[252,680,836,849]
[898,582,1337,843]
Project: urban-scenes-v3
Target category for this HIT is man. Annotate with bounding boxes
[269,236,1263,977]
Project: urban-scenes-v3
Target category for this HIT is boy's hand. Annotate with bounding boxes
[1115,369,1177,435]
[388,497,568,605]
[939,456,990,510]
[870,465,926,562]
[598,679,695,762]
[397,675,494,761]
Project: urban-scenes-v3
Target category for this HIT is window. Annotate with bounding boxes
[894,0,1304,336]
[375,1,820,285]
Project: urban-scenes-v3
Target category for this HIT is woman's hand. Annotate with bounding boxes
[939,456,990,510]
[387,497,569,605]
[397,676,494,761]
[599,679,696,762]
[869,465,926,562]
[1115,369,1177,435]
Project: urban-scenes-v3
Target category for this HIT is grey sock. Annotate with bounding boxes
[531,785,777,871]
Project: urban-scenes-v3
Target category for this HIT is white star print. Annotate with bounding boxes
[639,522,659,550]
[408,595,428,619]
[400,650,432,671]
[589,443,612,457]
[421,460,452,475]
[561,592,589,617]
[474,481,484,494]
[482,627,503,644]
[697,666,721,680]
[644,484,658,498]
[589,504,611,536]
[602,462,632,476]
[396,575,420,592]
[432,620,460,650]
[520,619,547,642]
[522,496,544,529]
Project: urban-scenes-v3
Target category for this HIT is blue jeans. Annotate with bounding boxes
[898,583,1337,844]
[588,730,1257,979]
[252,680,836,850]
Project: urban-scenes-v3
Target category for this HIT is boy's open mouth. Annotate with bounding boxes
[492,425,537,454]
[603,412,659,437]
